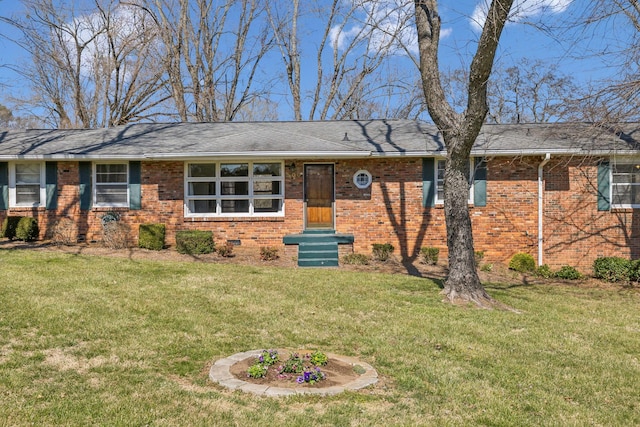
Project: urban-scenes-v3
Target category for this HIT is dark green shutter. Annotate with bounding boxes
[129,161,141,210]
[0,162,7,210]
[79,162,92,211]
[45,162,58,210]
[473,157,487,207]
[422,158,435,207]
[597,161,611,211]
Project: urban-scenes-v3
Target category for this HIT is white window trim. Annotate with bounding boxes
[353,170,372,189]
[93,162,130,208]
[8,162,46,208]
[611,159,640,209]
[434,158,474,205]
[184,161,285,217]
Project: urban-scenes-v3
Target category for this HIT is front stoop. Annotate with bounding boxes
[298,241,339,267]
[283,230,354,267]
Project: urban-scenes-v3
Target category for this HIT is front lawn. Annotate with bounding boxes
[0,249,638,425]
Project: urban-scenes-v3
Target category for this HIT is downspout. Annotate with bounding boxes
[538,153,551,266]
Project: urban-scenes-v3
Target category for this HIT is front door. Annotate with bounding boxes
[304,164,334,229]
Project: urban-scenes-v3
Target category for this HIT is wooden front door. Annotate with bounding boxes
[304,164,334,229]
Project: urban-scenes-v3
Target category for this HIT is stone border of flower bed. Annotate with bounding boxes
[209,349,378,397]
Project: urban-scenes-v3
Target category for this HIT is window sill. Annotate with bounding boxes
[185,216,285,222]
[92,206,130,211]
[611,206,640,212]
[8,206,44,210]
[430,203,475,209]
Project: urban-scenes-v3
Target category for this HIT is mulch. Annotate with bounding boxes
[1,239,629,290]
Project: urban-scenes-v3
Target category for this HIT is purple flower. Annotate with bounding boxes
[304,371,311,382]
[296,376,304,384]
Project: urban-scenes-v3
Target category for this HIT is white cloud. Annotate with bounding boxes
[331,0,452,57]
[441,28,453,39]
[470,0,572,32]
[62,4,154,78]
[330,24,364,51]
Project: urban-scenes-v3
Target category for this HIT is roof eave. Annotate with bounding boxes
[1,149,638,161]
[0,154,146,160]
[470,149,640,157]
[145,151,373,160]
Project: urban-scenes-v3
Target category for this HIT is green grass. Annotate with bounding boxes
[1,249,639,426]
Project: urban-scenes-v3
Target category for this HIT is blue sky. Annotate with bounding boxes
[0,1,27,92]
[435,0,617,85]
[0,0,630,122]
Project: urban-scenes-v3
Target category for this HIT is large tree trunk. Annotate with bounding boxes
[443,142,492,305]
[415,0,514,307]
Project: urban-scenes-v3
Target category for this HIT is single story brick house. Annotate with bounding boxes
[0,119,639,270]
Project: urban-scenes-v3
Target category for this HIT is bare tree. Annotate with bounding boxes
[382,76,427,119]
[232,97,280,121]
[488,59,578,123]
[414,0,514,307]
[441,59,579,124]
[11,0,169,128]
[93,1,170,126]
[0,101,42,128]
[0,104,14,126]
[268,0,414,120]
[16,0,102,127]
[601,0,639,121]
[135,0,274,122]
[569,0,640,122]
[265,0,302,120]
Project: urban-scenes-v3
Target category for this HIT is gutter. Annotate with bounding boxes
[370,149,636,158]
[145,151,372,160]
[0,154,145,160]
[0,149,634,161]
[538,153,551,266]
[0,151,373,161]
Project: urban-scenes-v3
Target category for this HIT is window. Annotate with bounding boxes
[185,161,284,216]
[612,161,640,207]
[353,170,372,189]
[220,163,250,213]
[95,163,128,207]
[435,159,474,204]
[9,162,45,207]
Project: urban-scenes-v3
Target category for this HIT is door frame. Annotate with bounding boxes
[303,163,335,230]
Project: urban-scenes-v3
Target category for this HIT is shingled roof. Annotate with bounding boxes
[0,119,638,160]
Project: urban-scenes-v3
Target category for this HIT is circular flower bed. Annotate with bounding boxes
[210,349,378,396]
[246,350,328,384]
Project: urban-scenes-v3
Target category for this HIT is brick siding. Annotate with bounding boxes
[1,156,637,272]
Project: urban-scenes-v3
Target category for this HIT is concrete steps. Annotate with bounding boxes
[297,241,339,267]
[283,230,354,268]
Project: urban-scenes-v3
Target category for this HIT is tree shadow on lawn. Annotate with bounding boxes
[483,274,542,290]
